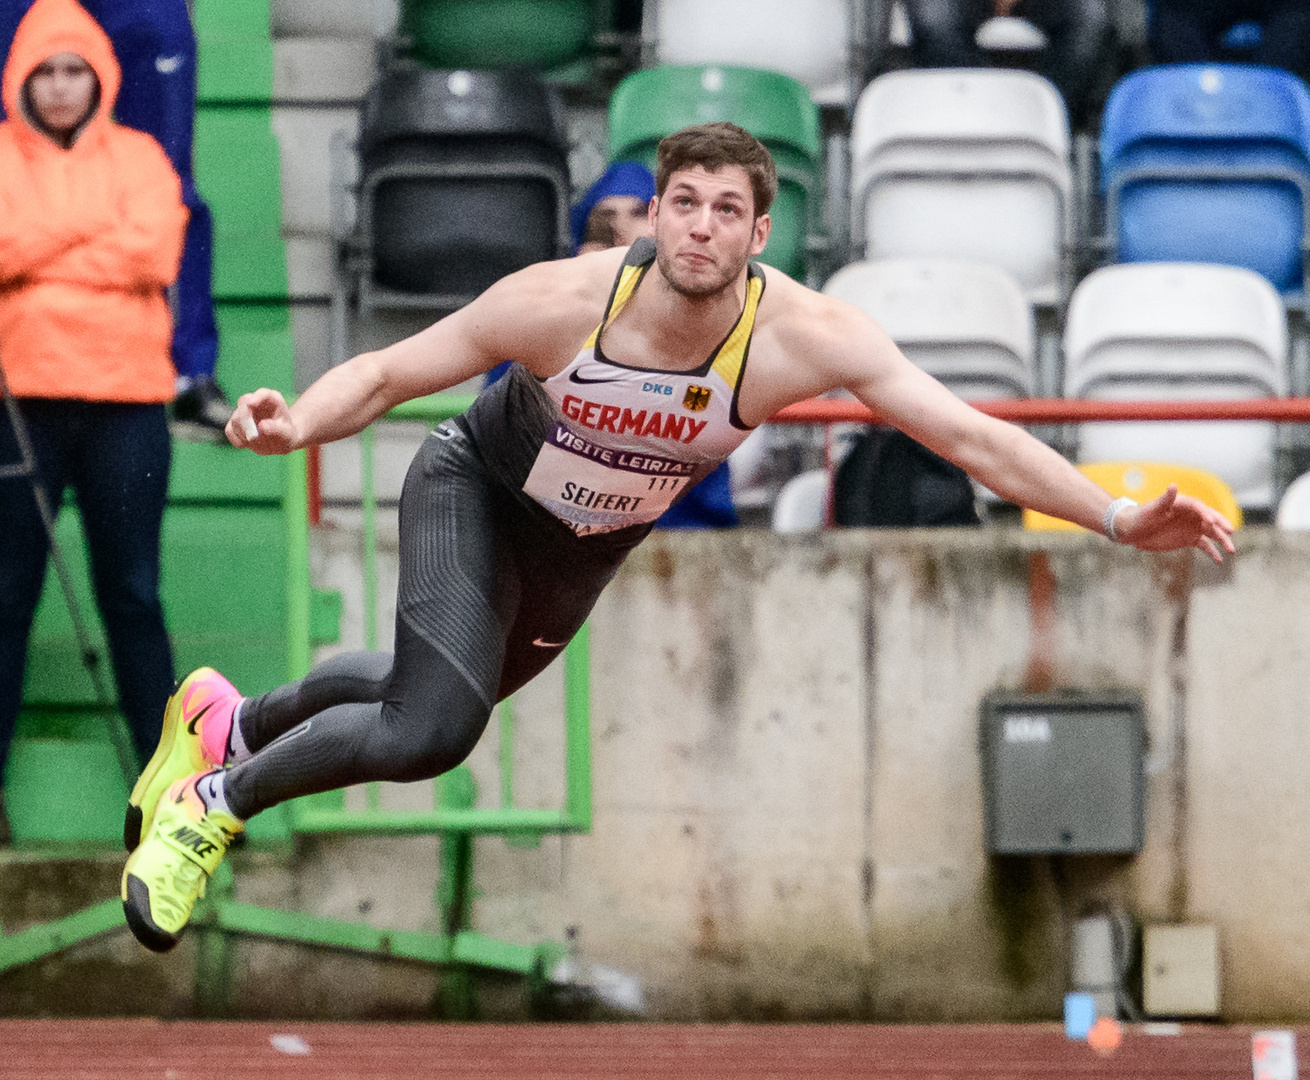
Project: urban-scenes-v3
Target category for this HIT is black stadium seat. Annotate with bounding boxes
[357,66,571,308]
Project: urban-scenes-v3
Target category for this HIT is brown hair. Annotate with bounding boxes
[655,122,777,218]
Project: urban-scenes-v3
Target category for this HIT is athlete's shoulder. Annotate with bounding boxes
[752,262,856,340]
[489,246,627,315]
[454,247,627,373]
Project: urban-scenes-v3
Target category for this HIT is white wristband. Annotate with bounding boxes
[1102,496,1137,543]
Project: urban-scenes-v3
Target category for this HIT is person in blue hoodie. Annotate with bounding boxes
[0,0,230,431]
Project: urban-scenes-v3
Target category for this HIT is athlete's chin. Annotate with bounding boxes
[664,264,736,299]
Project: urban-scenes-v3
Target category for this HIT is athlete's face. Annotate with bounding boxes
[651,165,770,299]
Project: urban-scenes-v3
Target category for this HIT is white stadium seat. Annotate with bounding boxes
[850,69,1072,305]
[1064,263,1288,509]
[824,259,1036,400]
[646,0,852,103]
[772,469,830,532]
[1276,471,1310,529]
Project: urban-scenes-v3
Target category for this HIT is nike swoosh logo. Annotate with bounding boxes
[533,637,567,648]
[568,369,628,385]
[187,702,213,735]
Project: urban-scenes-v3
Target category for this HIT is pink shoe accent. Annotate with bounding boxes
[181,670,241,766]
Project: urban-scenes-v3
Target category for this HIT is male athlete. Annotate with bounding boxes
[120,122,1235,952]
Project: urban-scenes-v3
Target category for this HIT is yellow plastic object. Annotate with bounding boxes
[1023,462,1243,532]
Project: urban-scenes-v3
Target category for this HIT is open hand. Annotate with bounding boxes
[1113,485,1236,564]
[225,388,299,455]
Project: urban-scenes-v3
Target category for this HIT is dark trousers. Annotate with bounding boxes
[903,0,1115,126]
[223,421,642,821]
[0,400,174,781]
[0,0,219,380]
[1149,0,1310,83]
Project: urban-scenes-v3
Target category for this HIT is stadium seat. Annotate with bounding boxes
[357,67,571,309]
[1276,470,1310,529]
[608,65,822,280]
[645,0,852,104]
[1064,263,1288,509]
[1100,64,1310,294]
[400,0,596,70]
[1024,462,1243,531]
[772,468,829,531]
[850,69,1073,305]
[272,0,392,35]
[823,259,1036,399]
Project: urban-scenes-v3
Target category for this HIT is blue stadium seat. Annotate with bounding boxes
[1100,64,1310,294]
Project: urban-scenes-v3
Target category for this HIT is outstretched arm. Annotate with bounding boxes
[227,253,616,454]
[785,290,1236,562]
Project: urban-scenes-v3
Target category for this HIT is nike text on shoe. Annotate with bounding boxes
[121,771,243,953]
[125,668,240,851]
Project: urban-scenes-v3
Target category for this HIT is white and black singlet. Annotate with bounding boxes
[220,239,763,821]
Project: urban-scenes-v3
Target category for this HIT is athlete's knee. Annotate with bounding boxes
[376,697,491,782]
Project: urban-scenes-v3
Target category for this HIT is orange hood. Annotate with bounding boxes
[2,0,120,142]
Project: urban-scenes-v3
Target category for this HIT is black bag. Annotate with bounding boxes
[833,426,980,527]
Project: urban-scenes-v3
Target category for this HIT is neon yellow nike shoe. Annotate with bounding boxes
[121,771,243,953]
[125,667,240,851]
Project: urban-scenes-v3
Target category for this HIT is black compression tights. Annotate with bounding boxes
[221,422,642,822]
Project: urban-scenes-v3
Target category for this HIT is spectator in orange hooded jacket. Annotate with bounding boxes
[0,0,187,842]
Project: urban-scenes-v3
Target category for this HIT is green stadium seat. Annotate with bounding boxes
[401,0,596,71]
[608,65,822,280]
[193,0,274,104]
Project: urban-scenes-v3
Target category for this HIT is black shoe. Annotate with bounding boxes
[0,790,11,847]
[173,376,233,432]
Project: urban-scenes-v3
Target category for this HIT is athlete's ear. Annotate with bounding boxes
[750,213,771,257]
[648,195,659,230]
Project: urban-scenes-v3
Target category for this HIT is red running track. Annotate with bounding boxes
[0,1020,1293,1079]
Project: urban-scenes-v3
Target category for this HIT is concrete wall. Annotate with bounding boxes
[8,525,1310,1021]
[271,524,1310,1022]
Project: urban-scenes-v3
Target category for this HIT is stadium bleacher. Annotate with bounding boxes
[7,0,1310,1023]
[8,0,1310,811]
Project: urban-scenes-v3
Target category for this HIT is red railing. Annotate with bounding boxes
[305,398,1310,527]
[772,398,1310,425]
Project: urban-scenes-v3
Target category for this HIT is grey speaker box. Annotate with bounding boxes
[980,692,1145,855]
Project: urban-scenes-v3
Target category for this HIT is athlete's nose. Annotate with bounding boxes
[688,205,713,240]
